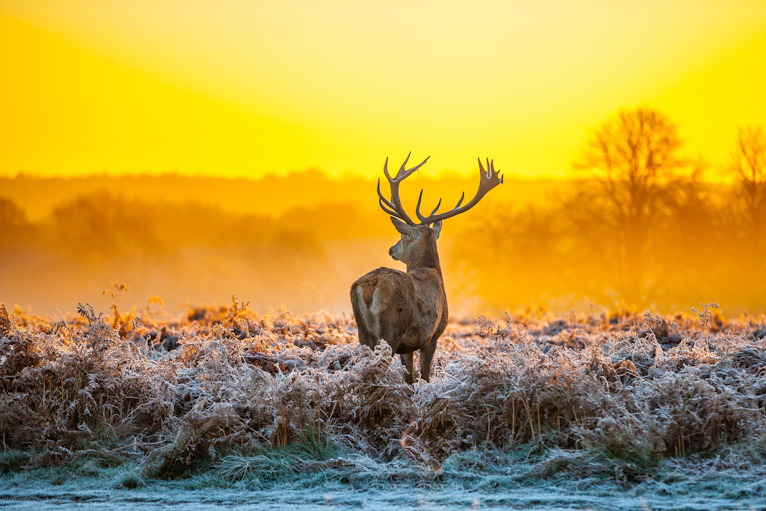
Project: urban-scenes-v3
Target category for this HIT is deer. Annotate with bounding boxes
[350,153,503,383]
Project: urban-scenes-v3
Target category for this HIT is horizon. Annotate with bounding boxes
[1,166,575,182]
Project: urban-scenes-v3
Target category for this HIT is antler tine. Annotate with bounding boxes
[377,178,396,211]
[415,157,503,225]
[382,156,393,181]
[404,154,430,178]
[389,152,430,182]
[431,198,442,215]
[397,152,411,177]
[377,154,430,226]
[415,190,443,223]
[378,197,399,217]
[454,191,465,208]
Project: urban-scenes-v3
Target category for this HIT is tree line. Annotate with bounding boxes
[457,107,766,314]
[1,106,764,314]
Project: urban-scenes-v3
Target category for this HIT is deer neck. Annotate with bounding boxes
[406,241,442,276]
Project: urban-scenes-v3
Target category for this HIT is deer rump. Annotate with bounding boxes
[350,267,447,356]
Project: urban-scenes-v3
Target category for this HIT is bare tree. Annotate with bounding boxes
[728,125,766,278]
[563,107,689,304]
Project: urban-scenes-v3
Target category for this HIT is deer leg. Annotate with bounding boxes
[419,343,437,383]
[400,352,414,384]
[350,284,377,348]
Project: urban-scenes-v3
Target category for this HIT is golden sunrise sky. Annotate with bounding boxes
[1,0,766,179]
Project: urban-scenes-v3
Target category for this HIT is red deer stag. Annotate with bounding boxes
[350,154,503,383]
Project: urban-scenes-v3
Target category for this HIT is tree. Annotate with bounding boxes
[727,125,766,279]
[0,197,30,245]
[563,107,690,304]
[50,191,163,262]
[453,202,565,312]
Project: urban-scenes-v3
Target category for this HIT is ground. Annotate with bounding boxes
[1,302,765,510]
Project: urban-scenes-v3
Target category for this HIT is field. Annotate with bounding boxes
[2,301,766,509]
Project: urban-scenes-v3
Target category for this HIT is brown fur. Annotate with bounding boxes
[353,155,502,383]
[351,222,447,383]
[361,280,376,308]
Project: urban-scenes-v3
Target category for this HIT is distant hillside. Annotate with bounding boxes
[0,171,569,221]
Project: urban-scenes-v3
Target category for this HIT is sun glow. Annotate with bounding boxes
[2,1,766,317]
[2,0,766,179]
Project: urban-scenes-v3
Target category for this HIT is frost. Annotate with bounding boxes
[0,303,765,509]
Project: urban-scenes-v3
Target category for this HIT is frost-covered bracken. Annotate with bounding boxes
[1,301,765,480]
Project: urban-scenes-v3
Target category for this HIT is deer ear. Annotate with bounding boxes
[391,217,415,236]
[431,220,443,239]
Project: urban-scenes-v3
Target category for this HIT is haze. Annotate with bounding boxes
[2,1,766,318]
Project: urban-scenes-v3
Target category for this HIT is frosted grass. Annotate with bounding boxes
[1,302,765,509]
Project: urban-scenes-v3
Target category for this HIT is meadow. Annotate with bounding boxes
[4,2,766,507]
[2,298,766,508]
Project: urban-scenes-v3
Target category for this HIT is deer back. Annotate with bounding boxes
[351,266,446,353]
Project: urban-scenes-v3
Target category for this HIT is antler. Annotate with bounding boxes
[377,152,430,226]
[415,157,503,225]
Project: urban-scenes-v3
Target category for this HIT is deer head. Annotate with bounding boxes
[378,153,503,269]
[388,219,442,267]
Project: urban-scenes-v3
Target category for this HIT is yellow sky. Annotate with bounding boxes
[1,0,766,179]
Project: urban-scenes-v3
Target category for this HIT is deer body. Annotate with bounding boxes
[351,154,502,383]
[351,223,448,383]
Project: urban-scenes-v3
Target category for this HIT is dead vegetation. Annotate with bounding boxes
[1,301,765,482]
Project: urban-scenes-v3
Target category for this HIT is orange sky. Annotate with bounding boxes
[1,0,766,179]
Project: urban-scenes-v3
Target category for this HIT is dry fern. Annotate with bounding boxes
[0,304,764,477]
